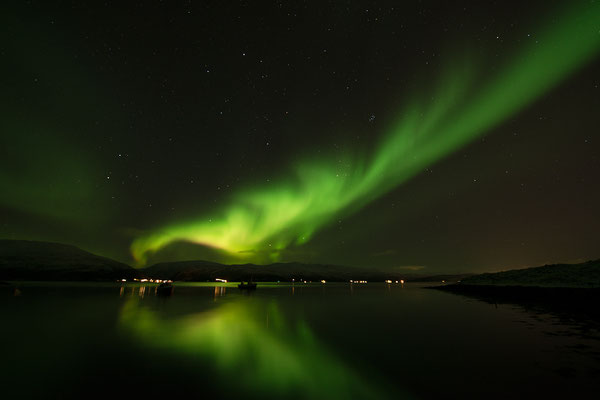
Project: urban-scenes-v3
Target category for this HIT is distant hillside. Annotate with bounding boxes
[0,240,139,281]
[459,260,600,288]
[0,239,470,283]
[140,260,431,282]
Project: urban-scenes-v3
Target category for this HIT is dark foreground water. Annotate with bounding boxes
[1,282,599,399]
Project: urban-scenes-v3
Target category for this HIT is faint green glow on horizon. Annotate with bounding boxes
[0,128,105,221]
[0,14,114,224]
[132,2,600,265]
[119,297,398,399]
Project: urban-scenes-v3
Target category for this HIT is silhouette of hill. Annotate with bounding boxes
[431,260,600,320]
[139,260,466,282]
[142,260,377,282]
[0,239,470,282]
[458,259,600,288]
[0,240,139,281]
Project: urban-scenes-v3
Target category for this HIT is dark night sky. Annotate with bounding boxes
[1,1,599,273]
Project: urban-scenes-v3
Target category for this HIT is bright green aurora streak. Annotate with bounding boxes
[132,2,600,265]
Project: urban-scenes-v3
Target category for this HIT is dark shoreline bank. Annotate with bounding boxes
[429,283,600,304]
[429,284,600,322]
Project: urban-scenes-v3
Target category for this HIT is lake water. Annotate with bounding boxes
[1,282,599,399]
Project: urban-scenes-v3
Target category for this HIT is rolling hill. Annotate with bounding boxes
[457,259,600,288]
[142,260,384,282]
[0,240,139,281]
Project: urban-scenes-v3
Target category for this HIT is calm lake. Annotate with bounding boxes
[1,282,599,399]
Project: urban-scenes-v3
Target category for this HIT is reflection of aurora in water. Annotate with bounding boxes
[131,1,600,265]
[118,297,407,399]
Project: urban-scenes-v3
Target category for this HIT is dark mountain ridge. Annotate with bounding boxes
[141,260,371,282]
[0,239,139,281]
[458,259,600,288]
[0,239,467,282]
[139,260,470,282]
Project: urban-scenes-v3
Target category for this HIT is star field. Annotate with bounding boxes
[1,0,598,272]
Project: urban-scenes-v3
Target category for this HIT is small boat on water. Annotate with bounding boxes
[157,282,174,296]
[238,281,257,290]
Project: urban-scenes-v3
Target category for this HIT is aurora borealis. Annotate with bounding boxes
[2,1,599,272]
[131,1,600,265]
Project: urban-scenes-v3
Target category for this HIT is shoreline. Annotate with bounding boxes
[429,283,600,298]
[428,283,600,321]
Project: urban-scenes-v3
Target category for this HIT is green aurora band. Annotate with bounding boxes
[132,2,600,265]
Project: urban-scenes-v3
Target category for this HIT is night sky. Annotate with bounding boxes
[1,1,599,273]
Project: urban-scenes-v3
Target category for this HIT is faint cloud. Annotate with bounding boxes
[391,265,426,271]
[373,249,397,257]
[120,227,149,237]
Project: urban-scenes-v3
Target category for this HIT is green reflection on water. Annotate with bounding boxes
[119,297,408,399]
